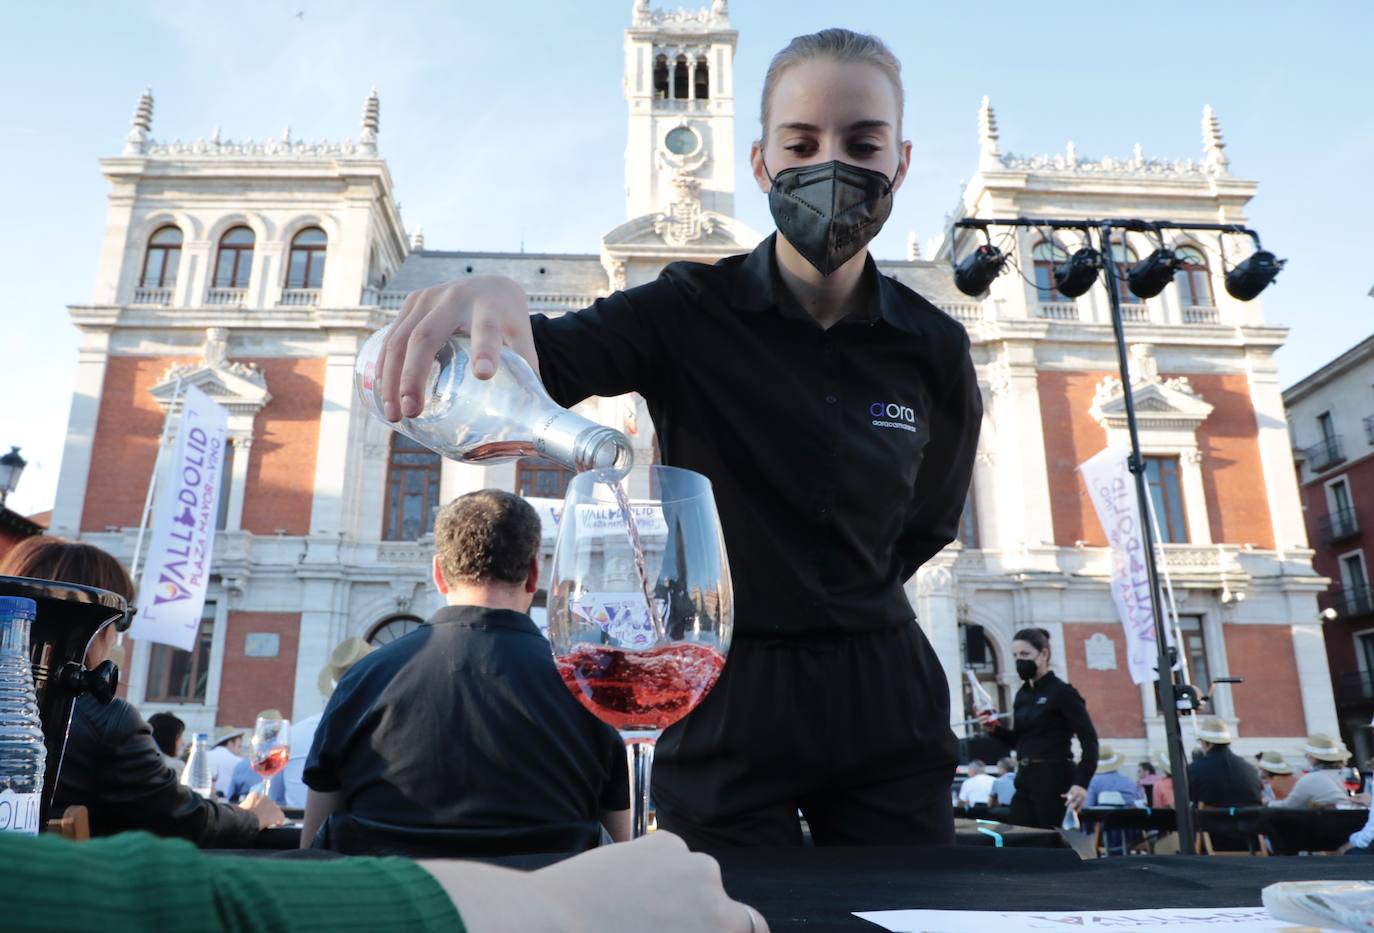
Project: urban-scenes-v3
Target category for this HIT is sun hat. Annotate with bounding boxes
[317,636,375,697]
[212,725,247,747]
[1152,751,1173,776]
[1095,744,1124,774]
[1303,733,1350,763]
[1256,750,1294,775]
[1197,717,1233,744]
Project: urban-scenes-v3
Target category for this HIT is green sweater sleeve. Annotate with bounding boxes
[5,831,464,933]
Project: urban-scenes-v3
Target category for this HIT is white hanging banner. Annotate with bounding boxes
[1079,445,1161,685]
[132,385,230,651]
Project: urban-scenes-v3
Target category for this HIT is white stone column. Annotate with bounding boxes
[1179,446,1213,545]
[291,574,348,721]
[308,333,365,536]
[988,345,1055,568]
[687,57,697,100]
[910,559,962,729]
[257,244,284,308]
[224,433,253,531]
[179,240,212,307]
[50,328,112,536]
[1246,347,1310,555]
[1292,621,1340,735]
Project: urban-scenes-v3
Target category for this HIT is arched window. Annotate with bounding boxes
[515,457,573,499]
[285,227,327,289]
[694,56,710,100]
[140,226,182,288]
[673,56,689,99]
[367,614,424,647]
[382,434,442,540]
[213,226,255,289]
[1031,240,1070,302]
[1109,239,1142,304]
[653,55,670,100]
[960,623,1006,719]
[1174,245,1214,308]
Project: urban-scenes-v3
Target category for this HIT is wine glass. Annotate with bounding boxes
[548,464,733,837]
[250,713,290,798]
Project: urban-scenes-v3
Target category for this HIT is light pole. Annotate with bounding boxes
[0,446,26,509]
[949,216,1283,855]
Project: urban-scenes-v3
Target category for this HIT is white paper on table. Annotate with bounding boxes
[852,906,1339,932]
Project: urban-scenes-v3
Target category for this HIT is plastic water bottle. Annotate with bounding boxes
[0,596,45,835]
[182,732,214,799]
[355,326,633,476]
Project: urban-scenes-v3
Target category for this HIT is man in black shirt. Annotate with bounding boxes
[1188,718,1263,808]
[302,490,630,854]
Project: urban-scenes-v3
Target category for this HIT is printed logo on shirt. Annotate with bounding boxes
[868,401,917,433]
[1036,697,1048,705]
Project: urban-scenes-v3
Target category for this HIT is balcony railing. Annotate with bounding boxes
[1120,304,1150,323]
[939,302,983,323]
[278,288,320,307]
[1323,584,1374,619]
[1182,305,1220,324]
[132,286,173,306]
[377,291,407,310]
[1306,435,1347,473]
[1036,301,1079,321]
[206,287,246,307]
[1365,415,1374,447]
[1320,506,1360,544]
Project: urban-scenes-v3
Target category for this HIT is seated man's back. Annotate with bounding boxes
[302,489,629,854]
[305,606,627,834]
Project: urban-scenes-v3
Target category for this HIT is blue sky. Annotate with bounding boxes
[2,1,1371,516]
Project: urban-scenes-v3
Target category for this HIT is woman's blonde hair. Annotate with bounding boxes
[759,28,904,141]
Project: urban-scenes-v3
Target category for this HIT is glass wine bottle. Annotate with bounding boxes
[355,326,633,476]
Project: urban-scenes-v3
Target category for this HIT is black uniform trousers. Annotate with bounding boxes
[1010,760,1076,830]
[652,621,957,848]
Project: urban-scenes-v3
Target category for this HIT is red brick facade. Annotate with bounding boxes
[216,611,302,726]
[1037,371,1274,548]
[1225,625,1308,736]
[239,358,326,537]
[1063,622,1146,737]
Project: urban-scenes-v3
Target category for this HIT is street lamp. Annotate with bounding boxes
[0,446,26,508]
[949,215,1284,854]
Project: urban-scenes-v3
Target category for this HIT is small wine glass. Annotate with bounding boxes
[548,464,733,837]
[250,713,290,798]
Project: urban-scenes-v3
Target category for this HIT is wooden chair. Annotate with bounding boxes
[45,805,90,841]
[1196,803,1267,856]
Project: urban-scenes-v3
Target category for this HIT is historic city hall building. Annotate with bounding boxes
[51,2,1337,766]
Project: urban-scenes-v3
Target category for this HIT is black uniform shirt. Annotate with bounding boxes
[1187,745,1264,808]
[993,671,1100,789]
[304,606,629,831]
[531,234,982,635]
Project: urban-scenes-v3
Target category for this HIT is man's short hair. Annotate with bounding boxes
[434,489,542,586]
[967,760,984,774]
[998,757,1015,773]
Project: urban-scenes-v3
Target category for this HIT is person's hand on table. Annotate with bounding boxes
[240,792,286,830]
[379,276,536,421]
[1063,785,1087,812]
[420,831,768,933]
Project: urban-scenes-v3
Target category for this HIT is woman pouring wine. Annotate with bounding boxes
[380,27,982,849]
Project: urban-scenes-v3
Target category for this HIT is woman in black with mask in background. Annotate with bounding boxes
[980,628,1099,828]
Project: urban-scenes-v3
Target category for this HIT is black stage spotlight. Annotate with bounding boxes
[1052,248,1102,299]
[954,244,1007,297]
[1225,250,1286,301]
[1127,249,1182,299]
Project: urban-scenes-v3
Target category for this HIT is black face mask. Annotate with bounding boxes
[1016,658,1040,684]
[764,159,895,276]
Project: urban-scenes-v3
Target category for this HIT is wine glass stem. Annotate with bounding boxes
[622,731,660,838]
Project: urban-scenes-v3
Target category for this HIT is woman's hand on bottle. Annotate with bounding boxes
[977,710,998,733]
[1063,785,1087,812]
[379,276,536,420]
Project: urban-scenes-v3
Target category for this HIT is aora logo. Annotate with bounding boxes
[869,402,916,424]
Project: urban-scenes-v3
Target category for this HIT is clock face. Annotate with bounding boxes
[664,126,699,155]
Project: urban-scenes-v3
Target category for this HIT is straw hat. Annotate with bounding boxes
[255,709,284,722]
[317,637,375,697]
[1096,745,1124,774]
[1256,750,1294,775]
[212,725,247,747]
[1197,717,1233,744]
[1303,733,1350,763]
[1152,751,1173,776]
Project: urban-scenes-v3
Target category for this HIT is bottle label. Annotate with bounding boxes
[533,408,594,467]
[0,789,42,835]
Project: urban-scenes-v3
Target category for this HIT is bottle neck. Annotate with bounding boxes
[533,410,632,475]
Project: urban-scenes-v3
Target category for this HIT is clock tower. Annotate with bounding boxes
[622,0,738,224]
